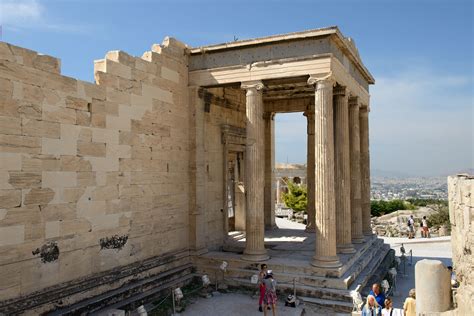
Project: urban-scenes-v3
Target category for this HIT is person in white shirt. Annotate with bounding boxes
[381,297,393,316]
[421,216,429,238]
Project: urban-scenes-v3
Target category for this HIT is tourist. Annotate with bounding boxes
[407,215,415,239]
[258,264,268,312]
[369,283,386,308]
[263,271,277,316]
[403,288,416,316]
[362,294,381,316]
[421,216,429,238]
[381,297,394,316]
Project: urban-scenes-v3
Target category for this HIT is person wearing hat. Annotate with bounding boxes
[262,270,277,316]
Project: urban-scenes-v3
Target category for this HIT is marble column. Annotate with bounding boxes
[241,80,269,261]
[264,112,276,230]
[333,86,355,254]
[308,75,341,268]
[360,106,372,236]
[304,108,316,232]
[349,97,364,243]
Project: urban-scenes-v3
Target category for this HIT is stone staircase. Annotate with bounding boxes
[196,237,392,312]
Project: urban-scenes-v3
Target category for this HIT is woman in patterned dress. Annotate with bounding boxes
[263,271,277,316]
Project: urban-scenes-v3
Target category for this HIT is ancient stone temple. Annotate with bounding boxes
[0,27,391,314]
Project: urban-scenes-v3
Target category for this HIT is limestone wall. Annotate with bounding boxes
[448,174,474,315]
[0,38,191,302]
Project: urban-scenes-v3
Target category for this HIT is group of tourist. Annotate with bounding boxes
[407,215,430,239]
[362,283,416,316]
[258,264,278,315]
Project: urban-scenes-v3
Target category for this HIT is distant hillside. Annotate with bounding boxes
[371,169,412,178]
[372,168,473,179]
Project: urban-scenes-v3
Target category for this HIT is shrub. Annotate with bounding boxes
[282,180,307,213]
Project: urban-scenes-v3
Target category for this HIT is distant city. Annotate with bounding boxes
[371,176,448,200]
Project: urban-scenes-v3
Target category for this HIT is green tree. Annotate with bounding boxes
[370,199,415,216]
[427,205,450,230]
[282,180,307,213]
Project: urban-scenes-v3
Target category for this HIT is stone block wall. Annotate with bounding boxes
[448,174,474,315]
[0,37,191,303]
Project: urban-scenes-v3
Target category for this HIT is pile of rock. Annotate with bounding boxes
[371,207,449,237]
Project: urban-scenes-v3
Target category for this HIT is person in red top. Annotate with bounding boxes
[258,264,268,312]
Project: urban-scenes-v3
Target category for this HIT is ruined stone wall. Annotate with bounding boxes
[448,174,474,315]
[203,87,246,249]
[0,38,191,303]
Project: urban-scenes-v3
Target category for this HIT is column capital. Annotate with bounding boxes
[241,80,264,91]
[263,112,275,120]
[360,105,369,115]
[303,109,315,119]
[348,96,359,107]
[307,72,335,88]
[333,85,347,97]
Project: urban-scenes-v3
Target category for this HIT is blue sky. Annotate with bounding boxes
[1,0,472,176]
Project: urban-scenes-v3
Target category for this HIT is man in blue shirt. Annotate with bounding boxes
[368,283,386,309]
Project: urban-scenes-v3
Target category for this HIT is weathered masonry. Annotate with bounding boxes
[0,27,390,314]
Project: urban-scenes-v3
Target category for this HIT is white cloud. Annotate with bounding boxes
[0,0,43,25]
[0,0,87,34]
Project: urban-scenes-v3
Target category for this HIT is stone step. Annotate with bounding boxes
[49,263,194,315]
[349,243,392,292]
[224,276,352,303]
[197,238,388,291]
[298,295,354,313]
[197,265,348,289]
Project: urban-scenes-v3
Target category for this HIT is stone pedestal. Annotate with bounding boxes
[333,86,355,254]
[264,112,276,230]
[349,97,364,243]
[304,109,316,233]
[415,259,451,314]
[308,75,341,268]
[359,107,372,236]
[241,81,269,261]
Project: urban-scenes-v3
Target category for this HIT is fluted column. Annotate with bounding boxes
[241,80,269,261]
[360,106,372,236]
[333,86,355,254]
[264,112,276,230]
[309,74,341,268]
[349,97,364,243]
[304,108,316,232]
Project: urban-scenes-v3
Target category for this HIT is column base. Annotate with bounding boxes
[241,249,270,262]
[337,243,356,254]
[311,255,342,268]
[351,236,365,244]
[265,224,278,231]
[191,247,209,256]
